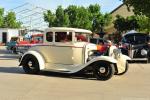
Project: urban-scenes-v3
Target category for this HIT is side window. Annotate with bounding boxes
[46,32,53,42]
[55,32,72,42]
[75,33,88,42]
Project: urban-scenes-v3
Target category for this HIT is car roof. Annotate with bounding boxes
[45,27,92,34]
[124,32,147,37]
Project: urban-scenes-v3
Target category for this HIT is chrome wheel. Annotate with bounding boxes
[99,67,106,73]
[93,61,115,81]
[28,61,33,67]
[22,54,40,74]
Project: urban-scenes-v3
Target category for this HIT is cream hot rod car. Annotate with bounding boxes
[19,27,130,80]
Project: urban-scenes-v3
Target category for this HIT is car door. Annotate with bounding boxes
[38,31,74,65]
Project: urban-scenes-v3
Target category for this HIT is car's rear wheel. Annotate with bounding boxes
[93,61,115,81]
[22,54,40,74]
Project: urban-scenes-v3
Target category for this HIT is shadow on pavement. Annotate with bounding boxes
[0,66,24,74]
[39,71,96,80]
[0,55,19,60]
[128,60,148,64]
[0,66,96,80]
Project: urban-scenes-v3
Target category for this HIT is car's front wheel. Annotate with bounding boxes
[22,54,40,74]
[93,61,115,81]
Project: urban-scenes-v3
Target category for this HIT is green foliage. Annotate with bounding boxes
[3,12,21,28]
[44,4,112,32]
[114,15,139,32]
[64,5,78,27]
[0,8,21,28]
[65,5,92,29]
[114,14,150,32]
[136,15,150,32]
[44,10,55,27]
[114,15,126,32]
[88,4,112,32]
[121,0,150,32]
[54,6,70,27]
[0,8,4,27]
[122,0,150,18]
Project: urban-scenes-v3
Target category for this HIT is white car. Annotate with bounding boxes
[19,27,130,80]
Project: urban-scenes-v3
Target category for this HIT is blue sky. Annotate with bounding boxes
[0,0,123,13]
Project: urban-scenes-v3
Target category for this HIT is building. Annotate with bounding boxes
[105,4,134,33]
[0,28,19,45]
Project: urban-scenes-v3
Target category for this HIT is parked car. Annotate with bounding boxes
[19,27,130,80]
[16,34,43,54]
[6,36,24,54]
[120,32,150,62]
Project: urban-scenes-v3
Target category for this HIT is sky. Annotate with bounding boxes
[0,0,123,13]
[0,0,123,30]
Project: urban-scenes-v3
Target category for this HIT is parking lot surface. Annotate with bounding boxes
[0,46,150,100]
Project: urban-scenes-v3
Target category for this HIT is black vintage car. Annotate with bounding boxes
[120,32,150,62]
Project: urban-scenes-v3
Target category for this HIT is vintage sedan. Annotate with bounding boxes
[16,34,43,54]
[120,32,150,62]
[19,27,130,80]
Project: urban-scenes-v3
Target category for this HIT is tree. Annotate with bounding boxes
[136,15,150,32]
[122,0,150,18]
[3,12,21,28]
[126,16,139,30]
[74,6,92,29]
[54,6,70,27]
[64,5,78,27]
[65,5,92,29]
[88,4,112,33]
[114,15,126,32]
[0,8,4,27]
[44,4,112,32]
[122,0,150,33]
[44,10,55,27]
[114,15,140,32]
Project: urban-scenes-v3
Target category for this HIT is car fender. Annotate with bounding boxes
[121,54,131,61]
[69,56,117,73]
[19,51,45,70]
[88,56,117,64]
[116,54,131,74]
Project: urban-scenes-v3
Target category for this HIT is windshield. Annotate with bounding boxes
[123,33,148,45]
[90,38,98,44]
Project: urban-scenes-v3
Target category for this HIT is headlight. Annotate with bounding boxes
[141,49,147,56]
